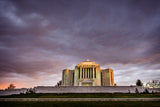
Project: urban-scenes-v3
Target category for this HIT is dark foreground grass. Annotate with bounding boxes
[1,93,160,98]
[0,101,160,107]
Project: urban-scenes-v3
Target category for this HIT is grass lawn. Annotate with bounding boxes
[0,101,160,107]
[1,94,159,106]
[0,93,160,98]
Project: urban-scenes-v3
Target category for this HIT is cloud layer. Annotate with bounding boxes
[0,0,160,89]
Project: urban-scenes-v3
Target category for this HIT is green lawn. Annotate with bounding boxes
[0,93,160,98]
[1,94,159,107]
[0,101,159,107]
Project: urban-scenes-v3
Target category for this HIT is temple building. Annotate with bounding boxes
[62,60,114,86]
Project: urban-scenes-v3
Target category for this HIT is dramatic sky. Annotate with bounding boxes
[0,0,160,89]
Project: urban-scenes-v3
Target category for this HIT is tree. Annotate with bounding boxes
[144,88,149,94]
[26,88,35,94]
[144,80,160,88]
[55,80,62,87]
[7,84,16,89]
[128,89,131,94]
[135,88,139,94]
[136,79,143,86]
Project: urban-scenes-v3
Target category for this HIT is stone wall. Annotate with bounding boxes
[0,86,159,96]
[34,86,150,93]
[0,88,27,96]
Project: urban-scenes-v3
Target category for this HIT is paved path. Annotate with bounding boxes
[0,98,160,101]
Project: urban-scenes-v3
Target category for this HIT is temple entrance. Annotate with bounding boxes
[82,82,92,86]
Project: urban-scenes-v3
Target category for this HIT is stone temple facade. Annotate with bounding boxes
[62,60,114,86]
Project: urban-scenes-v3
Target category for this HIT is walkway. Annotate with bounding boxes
[0,98,160,101]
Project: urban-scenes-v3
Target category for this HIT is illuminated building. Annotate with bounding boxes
[62,60,114,86]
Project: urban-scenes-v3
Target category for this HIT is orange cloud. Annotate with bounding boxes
[0,82,30,90]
